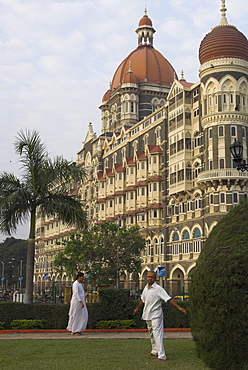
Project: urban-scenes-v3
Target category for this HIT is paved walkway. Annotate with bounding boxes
[0,330,192,340]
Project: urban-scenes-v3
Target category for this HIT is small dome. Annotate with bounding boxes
[102,89,112,103]
[199,25,248,64]
[123,69,138,85]
[138,14,152,27]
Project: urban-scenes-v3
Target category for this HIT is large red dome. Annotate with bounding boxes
[111,45,177,90]
[199,25,248,65]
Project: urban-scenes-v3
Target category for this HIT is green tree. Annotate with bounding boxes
[0,237,27,289]
[0,129,87,303]
[54,221,146,286]
[190,201,248,370]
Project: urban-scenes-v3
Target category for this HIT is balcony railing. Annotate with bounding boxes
[197,169,248,182]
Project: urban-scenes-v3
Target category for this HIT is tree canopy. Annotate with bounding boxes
[190,201,248,370]
[54,221,146,287]
[0,237,27,290]
[0,129,87,303]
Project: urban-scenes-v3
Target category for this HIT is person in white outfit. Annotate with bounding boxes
[67,272,88,335]
[133,271,186,362]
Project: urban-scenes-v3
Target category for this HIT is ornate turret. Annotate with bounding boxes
[135,7,156,46]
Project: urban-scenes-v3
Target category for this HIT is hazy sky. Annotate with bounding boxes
[0,0,247,240]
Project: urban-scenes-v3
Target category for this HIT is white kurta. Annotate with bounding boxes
[67,280,88,333]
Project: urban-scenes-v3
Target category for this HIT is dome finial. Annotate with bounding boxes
[220,0,228,26]
[144,5,147,16]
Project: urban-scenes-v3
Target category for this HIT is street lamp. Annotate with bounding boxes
[230,139,248,171]
[19,260,24,292]
[1,262,4,291]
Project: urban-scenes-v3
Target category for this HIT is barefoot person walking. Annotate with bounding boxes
[67,272,88,335]
[133,271,186,362]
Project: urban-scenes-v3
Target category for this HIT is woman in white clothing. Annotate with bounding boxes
[67,272,88,335]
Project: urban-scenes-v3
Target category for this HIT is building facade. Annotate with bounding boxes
[34,2,248,296]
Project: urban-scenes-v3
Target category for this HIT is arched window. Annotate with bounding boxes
[152,98,159,111]
[147,239,151,256]
[209,128,212,139]
[187,198,192,211]
[155,127,161,141]
[182,230,190,239]
[209,193,214,204]
[231,126,236,137]
[193,228,201,253]
[220,192,225,204]
[160,237,164,255]
[193,228,201,238]
[232,192,238,203]
[182,230,190,253]
[194,162,201,178]
[195,193,201,209]
[173,232,179,241]
[154,238,159,255]
[219,158,225,169]
[131,101,134,113]
[218,126,224,136]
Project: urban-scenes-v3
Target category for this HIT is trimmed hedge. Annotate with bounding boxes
[11,319,45,330]
[96,319,136,329]
[0,302,69,329]
[0,321,5,330]
[0,289,190,329]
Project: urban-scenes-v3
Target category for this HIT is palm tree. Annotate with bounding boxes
[0,129,87,303]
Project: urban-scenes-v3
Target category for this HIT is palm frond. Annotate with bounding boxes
[0,172,31,234]
[44,156,86,189]
[40,193,87,230]
[14,129,47,181]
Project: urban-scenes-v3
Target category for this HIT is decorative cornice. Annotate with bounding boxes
[199,58,248,78]
[201,112,248,128]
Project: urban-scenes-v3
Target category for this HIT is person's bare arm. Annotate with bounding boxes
[133,300,144,315]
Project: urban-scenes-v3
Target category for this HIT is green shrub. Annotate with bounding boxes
[96,319,136,329]
[0,321,5,330]
[0,302,69,329]
[190,201,248,370]
[11,319,46,330]
[0,289,190,330]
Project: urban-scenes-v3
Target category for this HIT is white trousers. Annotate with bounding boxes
[146,318,166,360]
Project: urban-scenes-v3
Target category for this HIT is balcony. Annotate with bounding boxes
[169,180,193,195]
[197,169,248,182]
[197,168,248,190]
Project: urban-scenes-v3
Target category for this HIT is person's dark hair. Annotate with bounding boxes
[76,272,84,280]
[148,270,156,277]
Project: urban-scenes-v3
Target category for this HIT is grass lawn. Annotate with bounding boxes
[0,339,209,369]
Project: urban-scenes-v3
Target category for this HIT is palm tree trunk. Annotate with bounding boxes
[24,210,36,304]
[24,238,35,303]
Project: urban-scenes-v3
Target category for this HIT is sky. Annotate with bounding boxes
[0,0,248,240]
